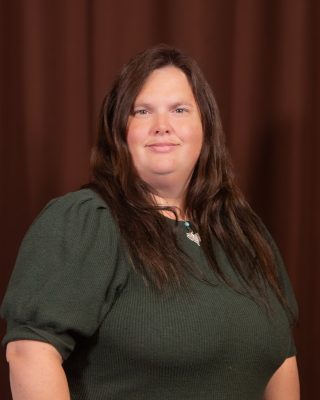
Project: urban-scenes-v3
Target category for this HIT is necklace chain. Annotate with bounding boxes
[159,200,201,246]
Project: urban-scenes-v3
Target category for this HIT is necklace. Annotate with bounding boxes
[183,220,201,246]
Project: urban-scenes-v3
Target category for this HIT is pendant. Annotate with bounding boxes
[186,231,201,246]
[184,221,201,246]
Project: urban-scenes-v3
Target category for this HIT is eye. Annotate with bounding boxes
[174,107,188,114]
[133,109,149,116]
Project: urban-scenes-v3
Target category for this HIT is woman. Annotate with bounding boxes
[1,45,299,399]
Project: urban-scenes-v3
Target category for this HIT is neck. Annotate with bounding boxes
[152,192,187,220]
[144,173,191,219]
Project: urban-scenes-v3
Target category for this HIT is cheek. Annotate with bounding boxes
[185,123,203,149]
[126,127,146,168]
[127,120,148,149]
[126,126,140,152]
[189,126,204,161]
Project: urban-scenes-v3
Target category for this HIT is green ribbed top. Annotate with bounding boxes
[1,189,297,400]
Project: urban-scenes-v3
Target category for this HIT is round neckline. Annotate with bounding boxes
[159,213,190,226]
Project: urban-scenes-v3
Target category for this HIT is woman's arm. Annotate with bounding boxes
[264,356,300,400]
[6,340,70,400]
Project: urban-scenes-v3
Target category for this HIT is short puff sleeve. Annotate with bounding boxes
[263,225,298,357]
[1,189,129,360]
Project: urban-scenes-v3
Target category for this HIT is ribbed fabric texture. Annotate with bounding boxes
[1,189,297,400]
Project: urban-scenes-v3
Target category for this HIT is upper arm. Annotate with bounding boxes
[6,340,63,365]
[6,340,70,400]
[264,356,300,400]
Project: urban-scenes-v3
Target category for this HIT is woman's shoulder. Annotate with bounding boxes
[43,187,108,214]
[18,188,120,263]
[33,188,115,231]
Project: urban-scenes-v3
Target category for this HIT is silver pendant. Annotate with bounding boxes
[186,231,201,246]
[184,221,201,246]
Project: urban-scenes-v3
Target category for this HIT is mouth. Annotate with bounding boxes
[145,143,179,153]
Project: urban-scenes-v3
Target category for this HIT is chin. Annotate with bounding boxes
[147,164,177,175]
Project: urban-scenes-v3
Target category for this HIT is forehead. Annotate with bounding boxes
[134,66,195,102]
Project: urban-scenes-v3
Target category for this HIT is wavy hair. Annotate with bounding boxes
[87,44,288,309]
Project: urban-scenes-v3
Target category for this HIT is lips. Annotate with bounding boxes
[146,142,179,153]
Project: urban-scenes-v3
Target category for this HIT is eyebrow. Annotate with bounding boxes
[133,101,194,109]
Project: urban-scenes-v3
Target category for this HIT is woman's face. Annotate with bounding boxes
[126,66,203,190]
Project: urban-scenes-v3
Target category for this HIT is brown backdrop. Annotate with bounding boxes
[1,0,319,398]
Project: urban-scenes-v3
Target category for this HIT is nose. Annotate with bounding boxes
[153,113,171,135]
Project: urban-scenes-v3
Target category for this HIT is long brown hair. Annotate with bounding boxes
[87,44,288,309]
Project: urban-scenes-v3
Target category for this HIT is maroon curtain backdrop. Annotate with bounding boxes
[1,1,319,398]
